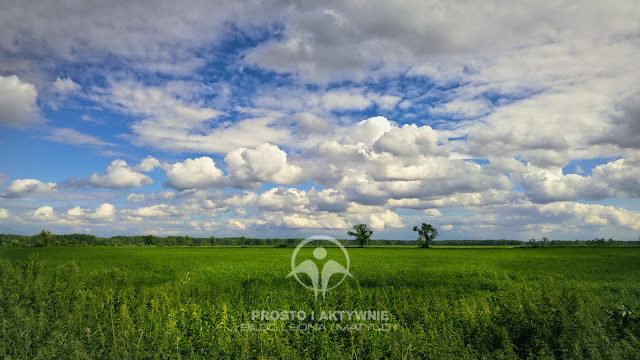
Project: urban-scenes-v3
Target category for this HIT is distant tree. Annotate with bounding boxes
[542,237,549,246]
[529,238,538,248]
[413,223,439,248]
[144,234,155,245]
[241,236,246,246]
[348,224,373,247]
[38,229,52,247]
[209,236,216,246]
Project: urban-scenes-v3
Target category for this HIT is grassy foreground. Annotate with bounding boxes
[1,246,639,359]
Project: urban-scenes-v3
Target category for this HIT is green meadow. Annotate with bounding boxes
[1,246,639,359]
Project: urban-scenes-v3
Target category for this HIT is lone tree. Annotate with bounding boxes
[413,223,438,248]
[38,229,52,247]
[348,224,373,247]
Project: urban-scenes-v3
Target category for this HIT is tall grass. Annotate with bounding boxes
[1,247,639,359]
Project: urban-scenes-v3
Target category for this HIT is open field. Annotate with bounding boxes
[1,246,639,359]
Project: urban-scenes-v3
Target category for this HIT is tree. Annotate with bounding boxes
[144,234,155,245]
[413,223,438,248]
[348,224,373,247]
[209,236,216,246]
[38,229,52,247]
[542,237,549,246]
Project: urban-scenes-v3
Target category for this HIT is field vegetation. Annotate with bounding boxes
[1,246,639,359]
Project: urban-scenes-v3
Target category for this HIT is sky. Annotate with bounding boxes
[0,0,639,240]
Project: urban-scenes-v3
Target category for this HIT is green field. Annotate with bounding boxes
[1,246,639,359]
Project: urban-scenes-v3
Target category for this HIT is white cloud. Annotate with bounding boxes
[165,157,224,190]
[1,1,639,240]
[126,194,145,203]
[430,99,491,119]
[255,187,310,212]
[295,112,332,134]
[245,1,639,84]
[424,209,442,217]
[368,94,402,110]
[67,203,115,221]
[264,212,348,230]
[225,143,304,188]
[90,203,115,220]
[0,75,38,126]
[320,89,372,112]
[34,206,55,220]
[0,208,9,219]
[67,206,85,217]
[591,158,640,198]
[135,156,162,172]
[129,204,171,217]
[52,77,80,94]
[341,116,391,146]
[3,179,57,198]
[44,127,114,147]
[101,82,291,154]
[0,0,247,75]
[88,159,153,189]
[373,124,445,157]
[519,157,640,203]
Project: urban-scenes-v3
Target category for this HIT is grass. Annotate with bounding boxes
[1,246,639,359]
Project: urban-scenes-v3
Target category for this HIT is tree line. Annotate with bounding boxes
[1,227,637,247]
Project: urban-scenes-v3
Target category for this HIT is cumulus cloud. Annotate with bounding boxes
[591,158,640,198]
[0,75,39,126]
[67,203,115,221]
[52,77,81,94]
[373,124,445,157]
[225,143,304,188]
[165,157,224,190]
[0,208,9,219]
[135,156,162,172]
[88,159,154,189]
[34,206,55,220]
[520,166,609,203]
[128,204,171,217]
[2,179,57,198]
[254,187,310,212]
[519,157,640,203]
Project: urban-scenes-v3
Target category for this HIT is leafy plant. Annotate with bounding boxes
[413,223,438,248]
[347,223,373,247]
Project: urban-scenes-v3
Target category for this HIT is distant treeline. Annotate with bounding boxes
[1,233,639,247]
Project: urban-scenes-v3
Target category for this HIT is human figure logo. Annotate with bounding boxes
[288,235,353,301]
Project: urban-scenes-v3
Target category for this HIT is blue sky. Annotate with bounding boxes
[1,0,639,240]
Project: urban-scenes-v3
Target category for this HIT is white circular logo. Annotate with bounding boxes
[287,235,352,301]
